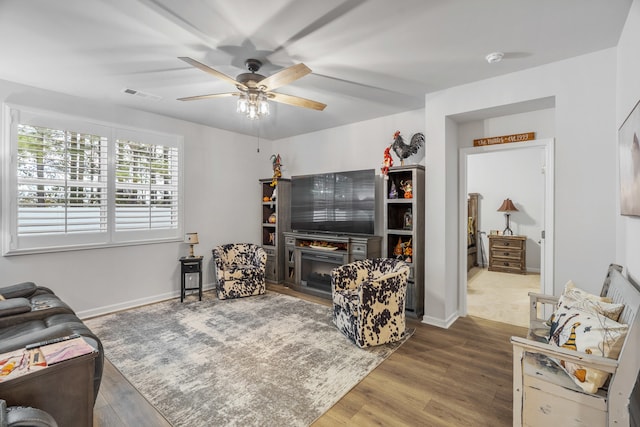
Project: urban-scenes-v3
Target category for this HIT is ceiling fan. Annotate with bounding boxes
[177,57,326,117]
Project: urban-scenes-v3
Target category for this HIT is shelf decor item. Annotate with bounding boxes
[389,181,398,199]
[394,237,404,258]
[403,208,413,230]
[270,154,282,187]
[391,131,424,166]
[403,238,412,262]
[497,198,518,236]
[400,180,413,198]
[381,145,393,176]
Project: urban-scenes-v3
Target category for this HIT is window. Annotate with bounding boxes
[3,105,183,255]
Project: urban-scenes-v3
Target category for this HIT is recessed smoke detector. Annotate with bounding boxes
[485,52,504,64]
[122,88,162,101]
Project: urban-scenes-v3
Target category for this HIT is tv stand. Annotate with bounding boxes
[282,231,381,298]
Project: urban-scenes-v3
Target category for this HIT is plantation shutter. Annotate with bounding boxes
[114,129,180,238]
[4,106,183,255]
[16,124,109,235]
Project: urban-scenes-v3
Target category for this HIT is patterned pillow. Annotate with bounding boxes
[558,281,624,321]
[548,305,628,393]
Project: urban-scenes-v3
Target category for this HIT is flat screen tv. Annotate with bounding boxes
[291,169,375,235]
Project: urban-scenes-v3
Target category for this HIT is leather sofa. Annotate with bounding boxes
[0,282,103,402]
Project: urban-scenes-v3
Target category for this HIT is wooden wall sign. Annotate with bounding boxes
[473,132,535,147]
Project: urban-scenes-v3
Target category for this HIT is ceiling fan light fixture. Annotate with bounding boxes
[237,90,270,120]
[258,93,270,116]
[247,102,258,120]
[237,92,248,113]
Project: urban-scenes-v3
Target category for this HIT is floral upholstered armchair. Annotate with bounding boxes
[331,258,410,348]
[212,243,267,300]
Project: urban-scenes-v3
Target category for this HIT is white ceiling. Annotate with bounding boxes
[0,0,632,140]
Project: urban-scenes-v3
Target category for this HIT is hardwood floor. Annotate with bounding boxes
[93,284,526,426]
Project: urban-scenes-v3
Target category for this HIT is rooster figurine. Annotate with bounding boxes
[391,131,424,165]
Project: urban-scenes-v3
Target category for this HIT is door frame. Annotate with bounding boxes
[458,138,554,316]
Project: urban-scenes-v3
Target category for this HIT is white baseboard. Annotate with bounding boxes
[421,312,458,329]
[77,283,216,320]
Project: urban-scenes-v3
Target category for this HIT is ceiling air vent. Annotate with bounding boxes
[122,88,162,101]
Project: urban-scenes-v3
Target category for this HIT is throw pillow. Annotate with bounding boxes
[548,305,628,394]
[559,281,624,321]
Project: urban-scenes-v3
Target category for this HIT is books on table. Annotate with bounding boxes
[0,336,96,382]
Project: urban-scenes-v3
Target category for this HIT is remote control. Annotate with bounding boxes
[25,333,81,350]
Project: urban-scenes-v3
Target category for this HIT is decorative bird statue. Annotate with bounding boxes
[391,131,424,165]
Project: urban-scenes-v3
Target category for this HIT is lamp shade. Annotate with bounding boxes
[497,199,518,212]
[184,232,199,244]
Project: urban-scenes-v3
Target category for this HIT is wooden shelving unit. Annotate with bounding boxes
[260,178,290,283]
[383,165,424,317]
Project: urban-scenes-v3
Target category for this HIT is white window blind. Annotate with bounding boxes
[16,124,108,235]
[115,139,179,231]
[3,105,183,255]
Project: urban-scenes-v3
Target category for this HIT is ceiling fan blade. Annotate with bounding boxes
[178,57,247,90]
[259,63,311,91]
[177,92,239,101]
[269,92,326,111]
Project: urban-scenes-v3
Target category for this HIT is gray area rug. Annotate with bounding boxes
[86,291,412,426]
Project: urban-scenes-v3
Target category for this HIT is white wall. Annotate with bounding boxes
[273,109,425,177]
[467,148,544,271]
[0,79,273,317]
[425,48,618,326]
[617,0,640,284]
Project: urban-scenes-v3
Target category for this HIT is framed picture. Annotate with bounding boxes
[619,99,640,216]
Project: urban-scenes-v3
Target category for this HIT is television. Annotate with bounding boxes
[291,169,376,235]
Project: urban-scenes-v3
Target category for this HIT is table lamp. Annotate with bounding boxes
[497,199,518,236]
[185,232,199,257]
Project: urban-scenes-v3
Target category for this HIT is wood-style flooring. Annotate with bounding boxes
[93,284,526,426]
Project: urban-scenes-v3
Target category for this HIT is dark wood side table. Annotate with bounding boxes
[180,256,203,302]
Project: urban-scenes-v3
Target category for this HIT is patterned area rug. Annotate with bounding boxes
[86,291,412,426]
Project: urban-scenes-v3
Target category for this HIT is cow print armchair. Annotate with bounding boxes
[212,243,267,300]
[331,258,410,348]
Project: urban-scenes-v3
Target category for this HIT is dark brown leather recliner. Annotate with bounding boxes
[0,282,75,328]
[0,282,103,402]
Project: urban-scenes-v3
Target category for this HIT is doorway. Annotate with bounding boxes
[458,139,554,324]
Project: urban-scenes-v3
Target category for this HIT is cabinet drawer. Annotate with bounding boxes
[182,262,200,273]
[351,243,366,255]
[489,260,525,274]
[492,259,523,269]
[490,238,525,249]
[491,249,523,260]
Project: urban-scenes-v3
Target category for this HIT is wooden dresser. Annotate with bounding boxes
[488,235,526,274]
